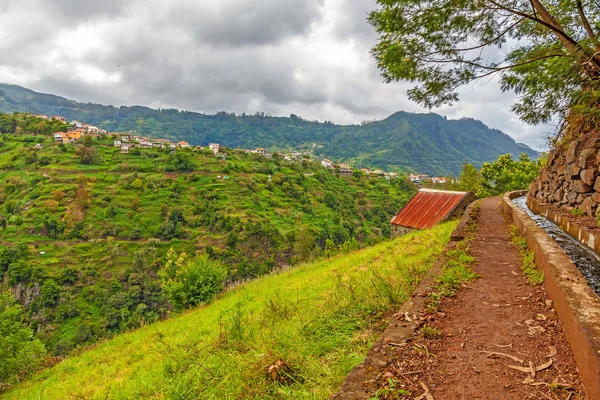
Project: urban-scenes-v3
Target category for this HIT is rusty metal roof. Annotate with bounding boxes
[391,189,471,230]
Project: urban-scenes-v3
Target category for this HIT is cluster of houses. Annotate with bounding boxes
[408,173,448,185]
[113,135,196,154]
[48,115,110,144]
[319,159,400,179]
[42,116,450,185]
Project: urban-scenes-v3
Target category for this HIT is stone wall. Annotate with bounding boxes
[529,139,600,216]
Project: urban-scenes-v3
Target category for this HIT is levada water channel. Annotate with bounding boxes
[513,196,600,296]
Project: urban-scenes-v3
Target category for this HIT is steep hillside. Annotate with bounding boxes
[0,84,538,176]
[0,113,414,357]
[1,222,456,399]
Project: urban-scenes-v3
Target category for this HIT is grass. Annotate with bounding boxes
[2,222,457,399]
[420,325,442,340]
[510,226,544,285]
[425,202,479,314]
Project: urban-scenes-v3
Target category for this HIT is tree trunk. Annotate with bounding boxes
[530,0,600,77]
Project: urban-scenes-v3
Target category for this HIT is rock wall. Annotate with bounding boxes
[529,139,600,216]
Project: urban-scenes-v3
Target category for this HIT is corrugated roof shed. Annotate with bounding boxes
[391,189,474,230]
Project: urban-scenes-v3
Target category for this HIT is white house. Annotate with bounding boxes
[113,139,122,147]
[54,132,66,143]
[321,159,334,169]
[209,143,220,154]
[409,174,421,183]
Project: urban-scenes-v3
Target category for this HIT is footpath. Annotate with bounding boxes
[334,197,586,399]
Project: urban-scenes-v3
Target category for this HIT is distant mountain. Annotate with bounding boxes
[0,83,538,175]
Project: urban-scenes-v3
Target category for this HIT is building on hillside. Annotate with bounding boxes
[177,141,191,148]
[34,143,44,149]
[139,139,153,148]
[71,120,84,128]
[391,188,476,235]
[419,175,432,183]
[209,143,220,154]
[54,132,67,143]
[52,116,66,123]
[255,147,267,156]
[321,159,334,169]
[337,164,353,177]
[65,132,82,143]
[120,135,131,142]
[432,177,447,185]
[120,144,131,154]
[408,173,421,183]
[114,139,122,147]
[37,115,49,120]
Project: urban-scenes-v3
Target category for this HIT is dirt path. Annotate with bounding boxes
[362,198,585,399]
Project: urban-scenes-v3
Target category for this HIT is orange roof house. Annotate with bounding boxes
[66,132,82,141]
[177,141,190,148]
[391,188,476,232]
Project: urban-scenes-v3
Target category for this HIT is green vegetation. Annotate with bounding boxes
[454,154,546,197]
[0,294,46,391]
[370,378,410,400]
[0,84,538,176]
[571,208,585,216]
[420,325,442,340]
[511,227,545,286]
[369,0,600,128]
[2,222,456,399]
[426,203,479,314]
[0,112,415,359]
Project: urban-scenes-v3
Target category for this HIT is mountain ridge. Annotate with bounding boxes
[0,83,539,175]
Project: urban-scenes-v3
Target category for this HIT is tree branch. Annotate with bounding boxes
[423,18,525,58]
[576,0,600,51]
[487,0,580,52]
[414,52,567,72]
[487,0,600,74]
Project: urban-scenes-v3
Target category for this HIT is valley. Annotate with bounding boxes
[0,112,414,359]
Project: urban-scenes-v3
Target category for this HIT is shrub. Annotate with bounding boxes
[0,293,47,388]
[159,251,227,310]
[130,179,143,190]
[39,279,61,307]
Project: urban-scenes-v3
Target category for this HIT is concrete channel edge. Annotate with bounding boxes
[502,190,600,400]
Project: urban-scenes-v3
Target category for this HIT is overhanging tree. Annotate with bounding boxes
[369,0,600,130]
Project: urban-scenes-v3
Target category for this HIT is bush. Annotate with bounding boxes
[159,251,227,310]
[130,179,143,190]
[40,279,61,307]
[0,293,47,389]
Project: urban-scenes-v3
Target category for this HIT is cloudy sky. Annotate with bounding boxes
[0,0,552,150]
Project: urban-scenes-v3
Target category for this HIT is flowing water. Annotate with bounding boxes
[512,196,600,296]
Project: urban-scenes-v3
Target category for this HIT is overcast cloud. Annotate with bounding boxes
[0,0,550,150]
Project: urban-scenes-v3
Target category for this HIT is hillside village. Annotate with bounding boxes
[43,114,447,182]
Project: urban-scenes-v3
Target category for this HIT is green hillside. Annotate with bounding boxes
[2,222,456,399]
[0,83,538,176]
[0,112,414,359]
